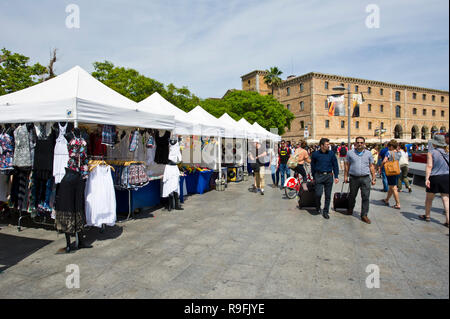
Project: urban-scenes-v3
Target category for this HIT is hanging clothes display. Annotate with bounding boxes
[129,130,139,152]
[13,124,32,168]
[9,167,32,211]
[54,168,85,234]
[53,123,69,184]
[0,127,14,173]
[67,132,89,178]
[89,130,107,157]
[0,174,10,202]
[162,139,182,198]
[54,130,89,235]
[154,130,170,164]
[85,165,116,228]
[33,123,56,209]
[101,125,116,147]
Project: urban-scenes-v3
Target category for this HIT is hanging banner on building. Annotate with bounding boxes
[352,93,362,118]
[327,95,345,116]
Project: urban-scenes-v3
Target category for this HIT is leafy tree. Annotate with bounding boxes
[263,66,283,95]
[0,48,47,95]
[205,90,294,135]
[91,61,166,102]
[91,61,202,111]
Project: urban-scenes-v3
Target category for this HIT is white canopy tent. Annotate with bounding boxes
[217,113,246,139]
[237,118,264,140]
[0,66,175,130]
[188,106,227,137]
[252,122,281,142]
[137,92,221,136]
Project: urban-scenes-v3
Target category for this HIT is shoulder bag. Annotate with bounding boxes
[384,151,401,176]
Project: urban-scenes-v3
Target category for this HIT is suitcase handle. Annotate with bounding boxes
[340,181,350,194]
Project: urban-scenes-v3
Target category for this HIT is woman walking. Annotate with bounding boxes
[382,140,402,209]
[419,134,449,227]
[397,143,412,193]
[268,144,279,188]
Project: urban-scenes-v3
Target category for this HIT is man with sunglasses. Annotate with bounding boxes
[344,137,377,224]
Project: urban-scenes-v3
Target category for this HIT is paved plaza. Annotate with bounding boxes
[0,175,448,299]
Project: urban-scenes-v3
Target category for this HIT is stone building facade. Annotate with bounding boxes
[241,71,449,143]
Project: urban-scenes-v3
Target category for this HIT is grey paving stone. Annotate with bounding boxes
[0,177,448,298]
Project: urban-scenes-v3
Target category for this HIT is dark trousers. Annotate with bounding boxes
[314,173,333,213]
[349,175,371,217]
[294,164,307,181]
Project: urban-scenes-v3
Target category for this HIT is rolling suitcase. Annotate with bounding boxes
[333,182,350,211]
[298,181,316,209]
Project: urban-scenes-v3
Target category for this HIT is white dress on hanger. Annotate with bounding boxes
[53,123,69,184]
[85,165,116,228]
[162,141,181,198]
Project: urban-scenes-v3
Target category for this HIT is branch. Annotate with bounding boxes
[45,48,58,81]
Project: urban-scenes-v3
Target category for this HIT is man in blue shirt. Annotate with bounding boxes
[378,142,389,192]
[311,138,339,219]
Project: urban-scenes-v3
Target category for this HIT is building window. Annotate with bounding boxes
[413,108,417,115]
[423,109,427,116]
[368,104,372,112]
[325,81,329,89]
[380,88,384,95]
[368,87,371,94]
[432,95,435,101]
[341,121,345,129]
[395,105,401,118]
[395,91,401,101]
[341,83,345,88]
[380,105,384,112]
[413,93,417,99]
[355,121,359,129]
[381,122,384,129]
[442,110,445,117]
[325,100,328,110]
[248,80,250,85]
[287,104,291,111]
[300,83,304,92]
[300,101,304,111]
[325,120,330,128]
[432,110,436,116]
[300,121,304,129]
[355,85,359,93]
[368,122,372,130]
[422,94,426,100]
[442,96,445,103]
[287,87,290,96]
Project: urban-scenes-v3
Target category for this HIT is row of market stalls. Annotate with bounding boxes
[0,65,280,233]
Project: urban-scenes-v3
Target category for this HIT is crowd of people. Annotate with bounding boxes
[248,132,449,228]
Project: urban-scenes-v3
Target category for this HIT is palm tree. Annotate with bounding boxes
[263,67,283,95]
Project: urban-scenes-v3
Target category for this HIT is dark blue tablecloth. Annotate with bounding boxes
[115,179,161,214]
[185,170,213,195]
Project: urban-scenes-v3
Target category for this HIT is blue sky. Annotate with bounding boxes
[1,0,448,98]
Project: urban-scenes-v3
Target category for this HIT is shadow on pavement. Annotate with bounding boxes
[401,211,446,227]
[412,204,445,215]
[0,233,53,273]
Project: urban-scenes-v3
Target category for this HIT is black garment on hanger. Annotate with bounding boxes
[154,130,171,164]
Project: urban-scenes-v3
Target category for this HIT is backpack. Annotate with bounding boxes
[339,147,347,156]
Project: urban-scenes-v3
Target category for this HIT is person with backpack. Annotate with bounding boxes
[419,134,449,227]
[337,142,348,171]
